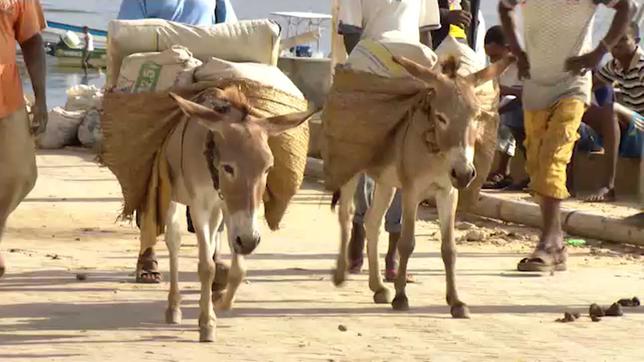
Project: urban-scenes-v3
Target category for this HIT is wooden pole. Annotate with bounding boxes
[472,194,644,246]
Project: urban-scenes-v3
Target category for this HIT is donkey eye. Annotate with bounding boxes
[222,164,235,176]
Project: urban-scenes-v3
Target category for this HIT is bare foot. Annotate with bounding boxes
[584,187,615,203]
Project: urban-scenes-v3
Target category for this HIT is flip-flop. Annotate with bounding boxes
[584,187,616,203]
[384,268,415,283]
[483,174,513,190]
[517,247,567,272]
[136,248,162,283]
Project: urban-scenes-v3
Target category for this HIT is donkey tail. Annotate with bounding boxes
[331,190,341,211]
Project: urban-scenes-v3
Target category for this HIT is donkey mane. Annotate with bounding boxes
[441,56,461,79]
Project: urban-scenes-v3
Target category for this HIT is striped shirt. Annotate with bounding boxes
[597,47,644,114]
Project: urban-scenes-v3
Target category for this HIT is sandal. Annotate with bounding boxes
[384,268,415,283]
[136,248,162,283]
[483,173,513,190]
[517,246,567,272]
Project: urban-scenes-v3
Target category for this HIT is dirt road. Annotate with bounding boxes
[1,150,643,361]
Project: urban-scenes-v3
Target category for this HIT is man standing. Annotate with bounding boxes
[499,0,634,271]
[117,0,235,283]
[0,0,48,278]
[81,26,94,74]
[338,0,441,282]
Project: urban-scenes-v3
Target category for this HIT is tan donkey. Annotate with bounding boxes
[163,88,314,342]
[333,55,513,318]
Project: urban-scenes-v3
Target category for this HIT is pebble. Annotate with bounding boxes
[456,222,476,231]
[76,273,88,281]
[338,324,347,332]
[465,230,486,242]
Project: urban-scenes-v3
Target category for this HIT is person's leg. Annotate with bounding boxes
[583,103,619,202]
[384,189,401,271]
[348,174,372,273]
[518,99,585,271]
[0,108,38,278]
[485,121,516,189]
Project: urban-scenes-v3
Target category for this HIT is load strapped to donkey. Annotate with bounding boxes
[322,36,504,209]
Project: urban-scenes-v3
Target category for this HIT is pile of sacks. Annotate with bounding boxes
[37,85,104,149]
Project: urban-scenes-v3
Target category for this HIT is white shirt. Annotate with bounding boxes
[339,0,440,42]
[85,33,94,52]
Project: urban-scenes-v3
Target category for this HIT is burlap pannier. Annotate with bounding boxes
[101,79,309,231]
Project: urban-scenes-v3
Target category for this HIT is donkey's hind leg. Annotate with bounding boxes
[333,176,359,286]
[436,188,469,319]
[365,183,395,304]
[164,202,183,324]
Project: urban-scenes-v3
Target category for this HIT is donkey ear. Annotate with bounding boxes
[169,92,223,131]
[392,56,440,84]
[258,108,318,136]
[466,54,516,87]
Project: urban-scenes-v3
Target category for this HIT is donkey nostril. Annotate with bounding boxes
[235,236,243,248]
[451,169,457,179]
[470,168,477,180]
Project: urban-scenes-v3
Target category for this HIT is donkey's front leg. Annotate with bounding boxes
[333,176,359,286]
[365,184,395,304]
[164,202,183,324]
[436,188,469,319]
[392,189,419,311]
[191,206,218,342]
[215,253,246,311]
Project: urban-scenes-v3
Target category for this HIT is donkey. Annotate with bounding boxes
[332,55,513,318]
[164,88,314,342]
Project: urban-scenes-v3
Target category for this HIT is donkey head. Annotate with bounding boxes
[393,55,513,189]
[170,88,315,255]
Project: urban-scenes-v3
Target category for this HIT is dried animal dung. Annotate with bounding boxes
[604,303,623,317]
[617,297,640,307]
[589,303,605,318]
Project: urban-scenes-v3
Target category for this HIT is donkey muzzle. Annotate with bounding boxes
[450,165,477,190]
[233,233,261,255]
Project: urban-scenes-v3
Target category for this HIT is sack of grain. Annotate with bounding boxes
[194,57,303,98]
[107,19,281,87]
[65,84,103,112]
[346,38,438,77]
[116,46,202,93]
[78,109,102,148]
[37,107,84,149]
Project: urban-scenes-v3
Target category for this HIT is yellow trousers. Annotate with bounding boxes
[524,99,586,200]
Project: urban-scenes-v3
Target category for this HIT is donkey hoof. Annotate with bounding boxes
[215,299,232,312]
[373,289,391,304]
[199,326,216,342]
[165,308,182,324]
[392,294,409,311]
[212,290,225,304]
[332,269,347,287]
[450,302,471,319]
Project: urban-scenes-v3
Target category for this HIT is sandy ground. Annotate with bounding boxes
[1,149,643,362]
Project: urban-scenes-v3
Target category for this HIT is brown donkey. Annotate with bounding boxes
[333,55,513,318]
[165,88,314,342]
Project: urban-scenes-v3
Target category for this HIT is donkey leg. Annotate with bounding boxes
[164,202,183,324]
[191,205,217,342]
[392,190,419,311]
[208,209,228,303]
[215,253,246,311]
[333,176,359,286]
[365,184,395,304]
[436,188,470,319]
